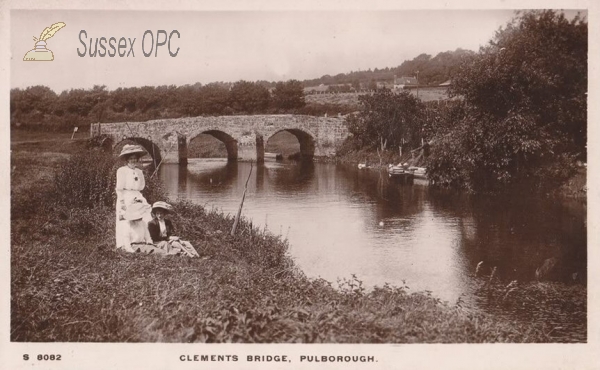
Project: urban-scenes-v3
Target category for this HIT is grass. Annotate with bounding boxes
[10,129,584,342]
[264,131,300,158]
[305,89,451,107]
[188,134,228,158]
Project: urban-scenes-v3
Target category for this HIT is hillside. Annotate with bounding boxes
[305,87,451,107]
[301,49,474,89]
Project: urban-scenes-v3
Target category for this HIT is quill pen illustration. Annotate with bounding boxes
[24,21,66,61]
[38,22,66,41]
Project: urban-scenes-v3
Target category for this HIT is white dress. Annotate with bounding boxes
[121,220,154,253]
[115,165,152,249]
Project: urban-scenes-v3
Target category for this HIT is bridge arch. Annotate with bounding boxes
[114,137,162,167]
[188,130,238,161]
[265,129,316,160]
[91,114,349,164]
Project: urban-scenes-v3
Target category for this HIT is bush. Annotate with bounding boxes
[52,148,166,209]
[141,167,167,205]
[429,11,587,192]
[11,181,52,221]
[53,149,116,209]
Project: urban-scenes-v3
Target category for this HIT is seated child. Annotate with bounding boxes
[120,202,166,255]
[148,201,199,258]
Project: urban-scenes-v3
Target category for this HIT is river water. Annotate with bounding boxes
[159,159,586,307]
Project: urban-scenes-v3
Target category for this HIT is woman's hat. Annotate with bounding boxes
[152,201,173,213]
[118,144,146,159]
[124,202,151,221]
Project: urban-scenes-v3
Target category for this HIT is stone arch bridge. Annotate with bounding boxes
[90,115,349,164]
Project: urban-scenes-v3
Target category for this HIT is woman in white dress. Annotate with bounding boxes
[120,202,157,253]
[115,144,153,250]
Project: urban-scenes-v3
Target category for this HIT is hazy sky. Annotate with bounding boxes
[10,9,584,93]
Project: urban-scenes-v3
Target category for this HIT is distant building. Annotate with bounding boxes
[303,84,329,94]
[393,76,419,90]
[377,81,394,89]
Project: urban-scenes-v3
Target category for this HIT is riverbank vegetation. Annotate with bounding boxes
[339,10,587,195]
[11,132,585,342]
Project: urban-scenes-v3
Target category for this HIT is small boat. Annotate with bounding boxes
[387,164,412,179]
[408,166,428,179]
[388,164,428,180]
[265,152,283,160]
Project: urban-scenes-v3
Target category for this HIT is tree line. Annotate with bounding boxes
[11,80,354,131]
[346,10,587,193]
[11,46,476,131]
[301,48,475,88]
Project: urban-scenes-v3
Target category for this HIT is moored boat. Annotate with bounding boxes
[388,164,428,180]
[409,166,428,179]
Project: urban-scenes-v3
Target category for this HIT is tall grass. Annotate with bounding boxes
[11,144,578,343]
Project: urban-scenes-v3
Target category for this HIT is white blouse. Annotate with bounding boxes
[116,165,146,193]
[159,220,167,237]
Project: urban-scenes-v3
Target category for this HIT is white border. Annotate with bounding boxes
[1,1,597,369]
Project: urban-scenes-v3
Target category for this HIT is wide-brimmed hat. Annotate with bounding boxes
[152,201,173,213]
[124,202,151,221]
[118,144,146,159]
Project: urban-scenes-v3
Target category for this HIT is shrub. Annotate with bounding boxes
[141,167,167,205]
[52,148,165,209]
[53,149,116,209]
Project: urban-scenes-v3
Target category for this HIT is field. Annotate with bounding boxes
[10,129,583,342]
[305,88,451,107]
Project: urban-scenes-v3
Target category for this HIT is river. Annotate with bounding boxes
[159,159,586,309]
[160,159,587,296]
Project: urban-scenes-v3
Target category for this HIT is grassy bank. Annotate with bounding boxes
[10,130,583,342]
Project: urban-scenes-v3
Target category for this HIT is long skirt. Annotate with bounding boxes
[127,241,199,257]
[155,240,200,258]
[115,190,152,249]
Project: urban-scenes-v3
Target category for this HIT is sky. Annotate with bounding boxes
[6,9,539,93]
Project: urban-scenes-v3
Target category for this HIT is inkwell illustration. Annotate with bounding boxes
[23,22,66,61]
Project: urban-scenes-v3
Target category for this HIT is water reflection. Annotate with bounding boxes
[159,161,586,305]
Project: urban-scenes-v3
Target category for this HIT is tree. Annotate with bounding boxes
[272,80,306,110]
[12,86,57,116]
[198,83,231,115]
[346,89,425,151]
[429,10,587,192]
[229,80,271,114]
[88,85,109,122]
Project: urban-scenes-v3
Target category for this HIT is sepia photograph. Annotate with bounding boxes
[1,1,598,369]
